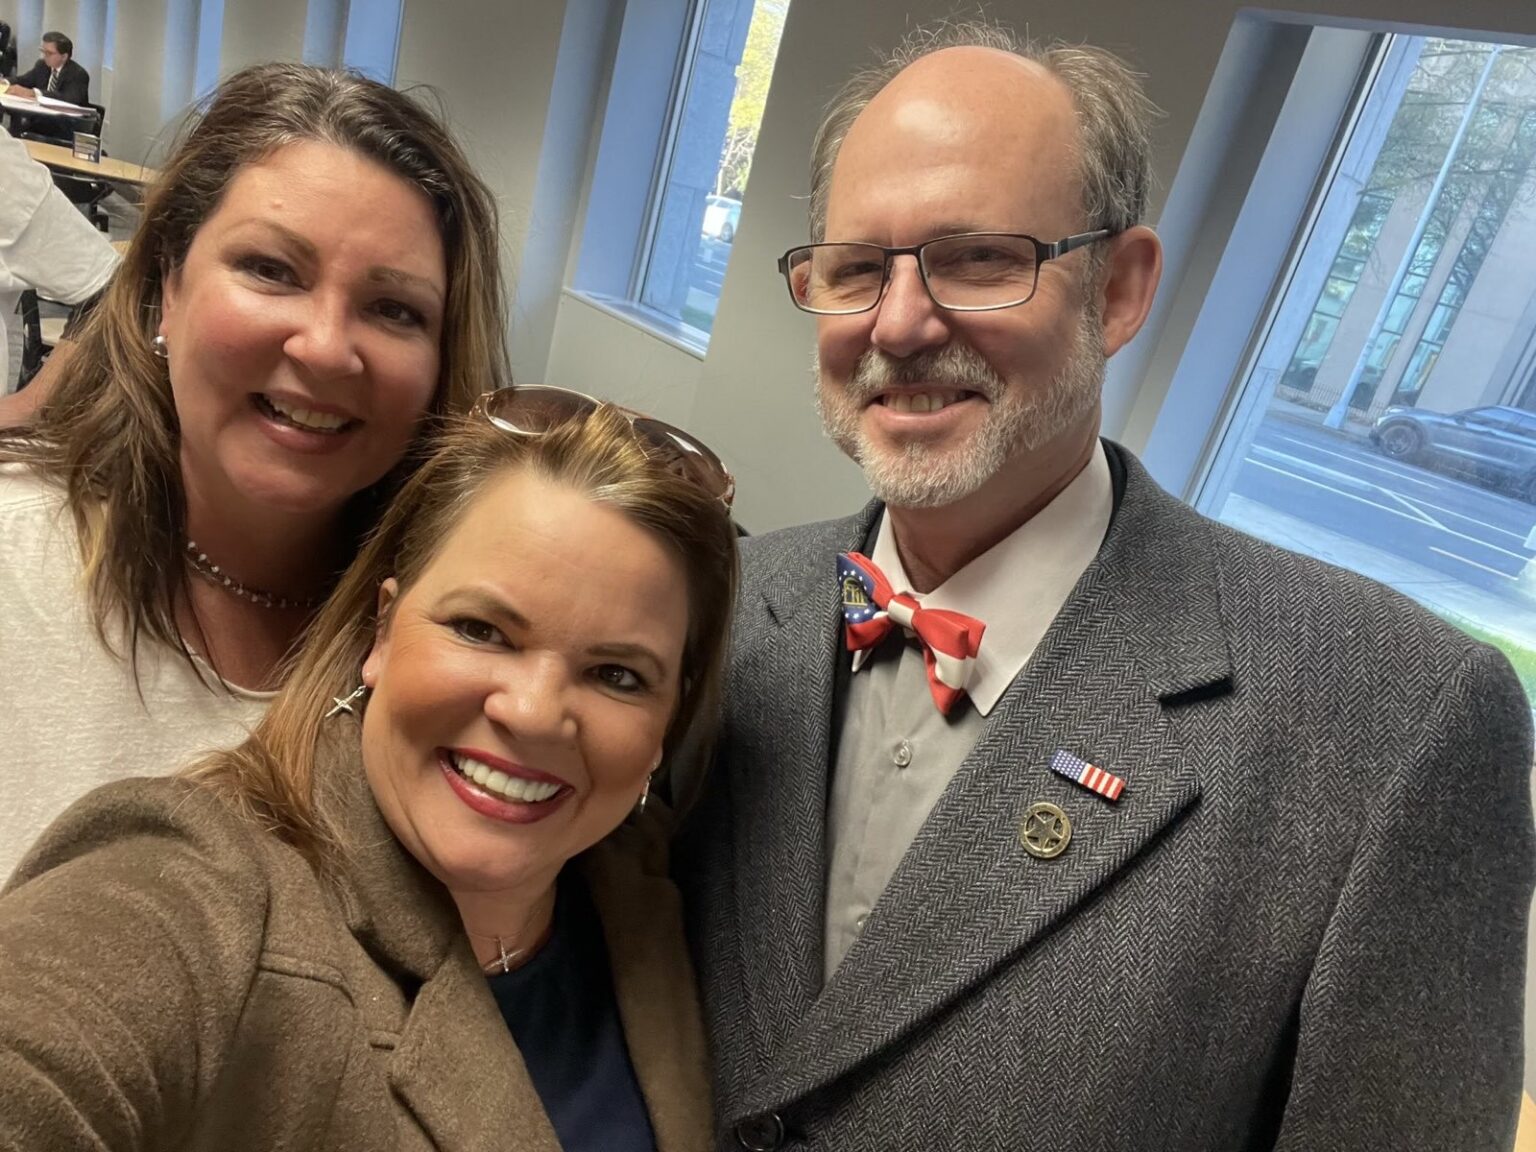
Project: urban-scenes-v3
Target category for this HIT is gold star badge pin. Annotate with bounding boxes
[1020,801,1072,859]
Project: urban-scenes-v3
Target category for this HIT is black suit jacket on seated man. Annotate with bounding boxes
[13,56,89,106]
[8,57,91,143]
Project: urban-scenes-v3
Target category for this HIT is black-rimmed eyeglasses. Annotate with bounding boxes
[776,230,1113,315]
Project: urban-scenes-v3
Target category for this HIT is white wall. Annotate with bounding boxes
[220,0,306,77]
[395,0,573,375]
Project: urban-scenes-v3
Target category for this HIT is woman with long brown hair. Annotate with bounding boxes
[0,391,737,1150]
[0,62,507,875]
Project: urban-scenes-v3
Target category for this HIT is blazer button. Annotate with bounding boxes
[735,1113,786,1150]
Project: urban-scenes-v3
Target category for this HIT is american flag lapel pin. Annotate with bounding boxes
[1049,749,1127,802]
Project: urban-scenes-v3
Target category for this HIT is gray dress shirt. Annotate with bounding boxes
[824,632,985,979]
[822,443,1114,982]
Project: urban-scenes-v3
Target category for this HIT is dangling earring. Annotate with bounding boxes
[636,773,653,815]
[325,683,369,718]
[151,334,169,359]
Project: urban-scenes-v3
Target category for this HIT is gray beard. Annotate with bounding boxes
[814,319,1105,508]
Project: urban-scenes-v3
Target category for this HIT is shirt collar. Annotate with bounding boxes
[863,440,1113,717]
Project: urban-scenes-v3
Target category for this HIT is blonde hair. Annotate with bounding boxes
[189,407,739,872]
[0,62,509,676]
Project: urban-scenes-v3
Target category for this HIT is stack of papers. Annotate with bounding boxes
[35,94,90,114]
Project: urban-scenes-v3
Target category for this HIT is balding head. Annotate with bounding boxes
[827,47,1083,248]
[807,22,1157,243]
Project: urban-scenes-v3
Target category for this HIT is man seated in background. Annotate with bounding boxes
[0,128,117,423]
[6,32,89,140]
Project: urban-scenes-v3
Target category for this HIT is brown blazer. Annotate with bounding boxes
[0,726,712,1151]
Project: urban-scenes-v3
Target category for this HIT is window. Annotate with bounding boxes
[573,0,789,352]
[193,0,223,99]
[341,0,403,85]
[1194,35,1536,704]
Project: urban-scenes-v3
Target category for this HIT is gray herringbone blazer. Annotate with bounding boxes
[678,442,1535,1152]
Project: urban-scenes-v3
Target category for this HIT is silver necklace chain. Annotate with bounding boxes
[183,540,325,611]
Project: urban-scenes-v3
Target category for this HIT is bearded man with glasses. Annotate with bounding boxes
[677,18,1533,1152]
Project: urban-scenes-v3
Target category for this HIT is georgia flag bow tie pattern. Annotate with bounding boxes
[837,551,985,716]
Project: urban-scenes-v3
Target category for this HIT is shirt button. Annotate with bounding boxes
[893,739,913,768]
[735,1113,786,1150]
[855,912,869,934]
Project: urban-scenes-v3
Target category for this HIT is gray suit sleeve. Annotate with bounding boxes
[1276,643,1535,1150]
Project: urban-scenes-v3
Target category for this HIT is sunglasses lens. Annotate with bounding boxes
[476,388,734,508]
[634,417,735,506]
[480,386,594,435]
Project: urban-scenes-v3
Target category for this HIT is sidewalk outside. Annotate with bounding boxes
[1220,493,1536,699]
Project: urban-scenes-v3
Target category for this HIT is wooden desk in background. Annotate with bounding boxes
[1519,1092,1536,1152]
[23,140,159,188]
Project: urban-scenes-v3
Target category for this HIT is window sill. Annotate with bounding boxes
[561,290,709,360]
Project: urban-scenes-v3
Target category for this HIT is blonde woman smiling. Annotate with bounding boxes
[0,390,737,1150]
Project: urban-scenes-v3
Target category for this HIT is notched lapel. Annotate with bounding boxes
[741,454,1233,1114]
[387,950,562,1152]
[751,678,1204,1112]
[727,508,880,1059]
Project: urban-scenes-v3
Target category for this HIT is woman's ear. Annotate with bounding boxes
[361,578,400,689]
[158,264,181,340]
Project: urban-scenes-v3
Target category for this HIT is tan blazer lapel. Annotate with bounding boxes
[314,723,559,1152]
[387,949,563,1152]
[583,817,713,1152]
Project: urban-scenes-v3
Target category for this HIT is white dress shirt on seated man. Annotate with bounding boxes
[0,131,118,391]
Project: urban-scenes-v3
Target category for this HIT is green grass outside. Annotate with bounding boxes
[680,305,715,334]
[1440,616,1536,706]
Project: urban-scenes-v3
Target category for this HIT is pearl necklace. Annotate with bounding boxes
[183,540,326,611]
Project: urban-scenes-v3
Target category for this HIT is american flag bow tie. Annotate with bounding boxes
[837,551,985,716]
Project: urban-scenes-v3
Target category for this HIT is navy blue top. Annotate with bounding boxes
[487,871,656,1152]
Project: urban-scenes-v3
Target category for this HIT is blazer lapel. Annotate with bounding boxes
[387,953,562,1152]
[313,724,560,1152]
[727,506,881,1061]
[742,452,1233,1115]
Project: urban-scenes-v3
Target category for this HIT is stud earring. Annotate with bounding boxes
[151,334,169,359]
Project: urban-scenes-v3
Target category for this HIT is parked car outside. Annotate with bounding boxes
[1369,403,1536,500]
[702,195,742,243]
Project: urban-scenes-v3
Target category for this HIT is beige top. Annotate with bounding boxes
[0,464,272,878]
[824,443,1114,980]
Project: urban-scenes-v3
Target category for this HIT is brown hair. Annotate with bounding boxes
[188,406,739,871]
[807,19,1159,247]
[0,62,509,673]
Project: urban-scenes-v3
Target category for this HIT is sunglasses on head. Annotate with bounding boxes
[471,386,736,509]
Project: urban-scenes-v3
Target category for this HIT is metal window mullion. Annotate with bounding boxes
[630,0,710,300]
[1189,32,1397,507]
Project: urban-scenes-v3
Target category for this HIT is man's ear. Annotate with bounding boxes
[361,578,400,688]
[1095,225,1162,359]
